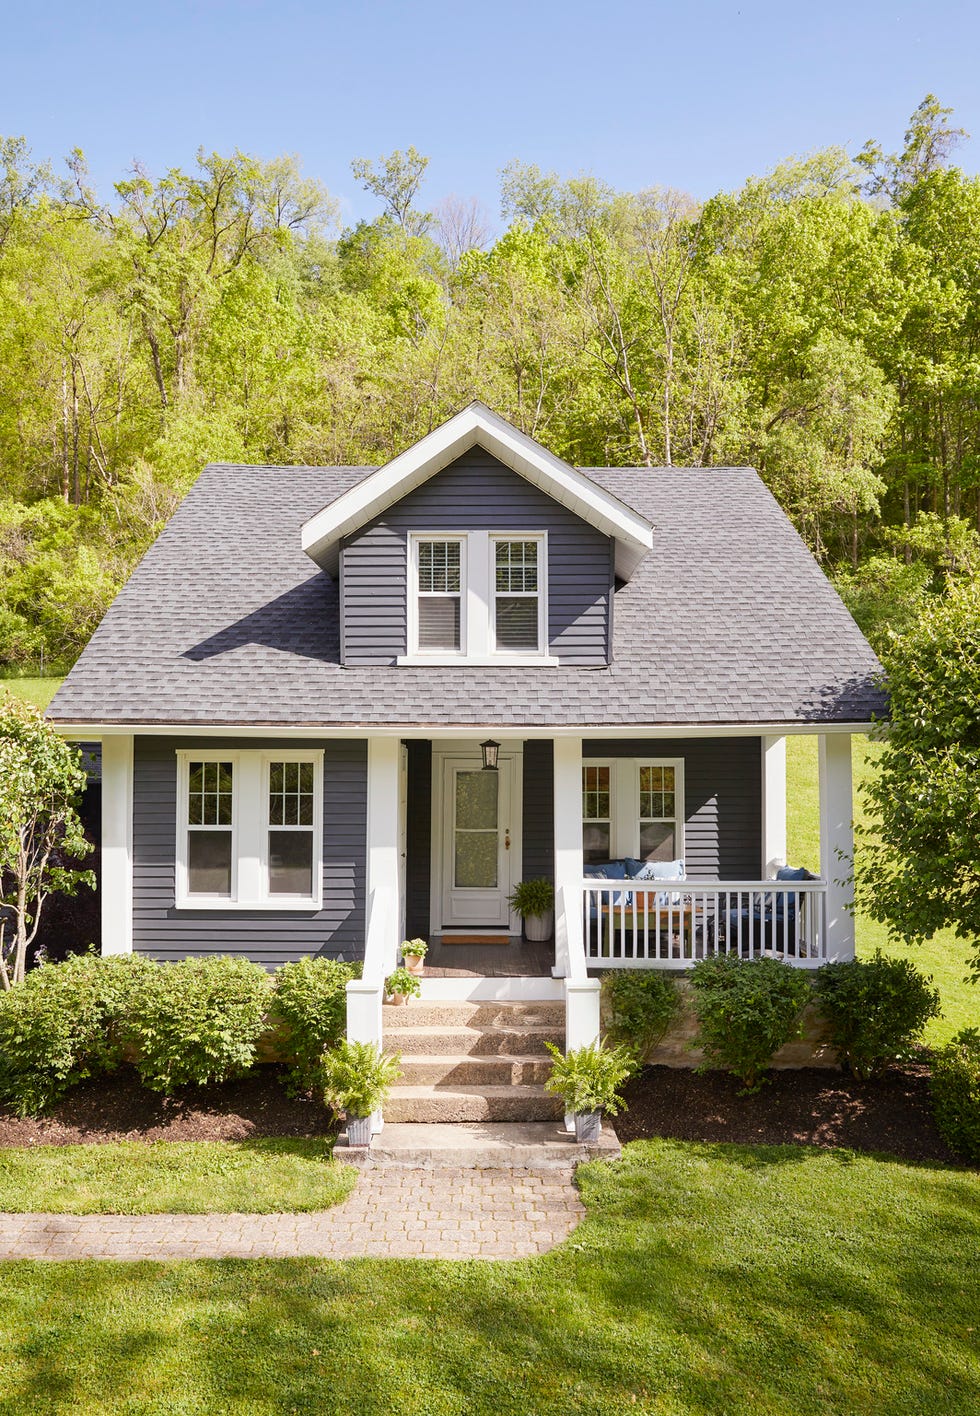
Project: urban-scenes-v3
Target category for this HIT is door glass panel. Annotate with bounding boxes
[455,771,497,830]
[454,770,498,888]
[454,831,498,889]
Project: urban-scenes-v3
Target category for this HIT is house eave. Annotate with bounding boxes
[300,401,654,581]
[48,719,881,741]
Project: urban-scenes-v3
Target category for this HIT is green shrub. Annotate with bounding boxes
[544,1040,635,1116]
[603,970,681,1064]
[930,1029,980,1162]
[322,1040,401,1119]
[0,953,151,1115]
[122,956,271,1094]
[812,952,941,1081]
[271,957,361,1094]
[689,955,811,1091]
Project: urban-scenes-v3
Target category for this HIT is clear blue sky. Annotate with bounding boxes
[5,0,979,227]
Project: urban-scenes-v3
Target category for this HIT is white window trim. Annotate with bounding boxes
[176,749,324,911]
[583,757,685,861]
[400,529,558,666]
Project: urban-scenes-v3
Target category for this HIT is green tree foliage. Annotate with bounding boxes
[859,579,980,981]
[4,102,980,672]
[0,693,94,987]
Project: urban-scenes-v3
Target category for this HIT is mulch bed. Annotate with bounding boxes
[0,1065,336,1147]
[615,1058,956,1165]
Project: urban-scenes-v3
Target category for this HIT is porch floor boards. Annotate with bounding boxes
[422,937,554,978]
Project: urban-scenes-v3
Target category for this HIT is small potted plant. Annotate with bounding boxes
[544,1039,634,1143]
[322,1039,402,1147]
[384,967,421,1006]
[401,938,428,975]
[508,878,555,942]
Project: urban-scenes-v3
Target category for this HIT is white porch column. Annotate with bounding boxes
[761,735,787,877]
[366,735,402,976]
[819,733,855,962]
[101,735,133,955]
[553,736,584,976]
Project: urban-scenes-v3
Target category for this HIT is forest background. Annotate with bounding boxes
[1,95,976,673]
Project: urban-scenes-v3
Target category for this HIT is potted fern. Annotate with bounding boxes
[384,967,421,1006]
[322,1039,402,1147]
[544,1040,634,1143]
[400,938,428,976]
[508,878,555,942]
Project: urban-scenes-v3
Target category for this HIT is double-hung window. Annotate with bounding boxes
[582,758,683,863]
[416,538,463,652]
[493,538,543,652]
[177,750,323,909]
[408,531,550,662]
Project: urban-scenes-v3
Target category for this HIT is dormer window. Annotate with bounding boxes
[405,530,555,665]
[417,538,463,652]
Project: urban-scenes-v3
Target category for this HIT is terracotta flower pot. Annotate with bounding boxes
[387,992,408,1006]
[404,954,425,975]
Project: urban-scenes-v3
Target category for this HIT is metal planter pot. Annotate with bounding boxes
[346,1115,373,1148]
[574,1109,602,1144]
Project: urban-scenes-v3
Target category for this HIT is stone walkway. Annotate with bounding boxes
[0,1167,584,1262]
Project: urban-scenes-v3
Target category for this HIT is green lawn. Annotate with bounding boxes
[0,1139,355,1215]
[787,735,977,1044]
[1,1139,977,1415]
[0,676,63,709]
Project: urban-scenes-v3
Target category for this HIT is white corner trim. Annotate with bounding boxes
[300,402,654,580]
[101,735,134,955]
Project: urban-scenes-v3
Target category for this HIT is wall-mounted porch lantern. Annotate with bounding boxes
[480,739,500,771]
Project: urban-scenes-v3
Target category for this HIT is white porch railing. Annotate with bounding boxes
[582,879,829,969]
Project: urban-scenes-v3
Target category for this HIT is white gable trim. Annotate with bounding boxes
[300,401,655,581]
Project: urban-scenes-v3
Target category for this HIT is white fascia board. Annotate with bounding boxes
[300,402,654,580]
[51,721,877,740]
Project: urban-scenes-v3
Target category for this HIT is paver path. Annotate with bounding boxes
[0,1167,584,1261]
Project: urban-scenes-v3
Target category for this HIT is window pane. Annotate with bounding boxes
[455,771,497,830]
[640,822,675,863]
[582,766,610,822]
[188,761,232,826]
[269,830,314,896]
[495,596,538,650]
[584,824,611,864]
[188,831,232,896]
[418,596,460,650]
[454,832,498,888]
[495,540,538,592]
[269,760,315,827]
[418,540,461,593]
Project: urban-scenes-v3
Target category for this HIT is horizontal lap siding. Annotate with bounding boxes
[404,741,432,939]
[132,737,366,967]
[522,740,554,883]
[341,450,611,665]
[583,737,763,879]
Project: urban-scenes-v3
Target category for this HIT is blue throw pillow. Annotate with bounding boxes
[776,865,817,881]
[585,859,628,880]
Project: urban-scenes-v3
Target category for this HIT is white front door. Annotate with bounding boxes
[439,753,518,929]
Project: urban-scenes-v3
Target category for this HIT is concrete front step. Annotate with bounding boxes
[385,1084,564,1123]
[338,1121,622,1169]
[397,1054,552,1086]
[384,1023,563,1057]
[382,1000,565,1030]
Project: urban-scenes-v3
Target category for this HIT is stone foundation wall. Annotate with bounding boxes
[601,978,839,1070]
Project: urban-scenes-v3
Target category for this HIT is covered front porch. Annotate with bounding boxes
[347,728,857,1055]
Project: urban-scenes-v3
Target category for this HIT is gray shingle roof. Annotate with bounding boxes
[47,461,886,729]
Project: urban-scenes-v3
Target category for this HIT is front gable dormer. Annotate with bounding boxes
[300,403,654,669]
